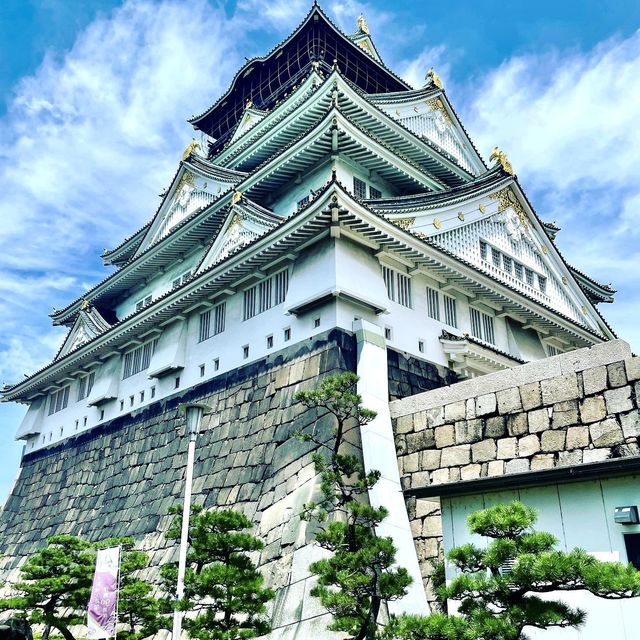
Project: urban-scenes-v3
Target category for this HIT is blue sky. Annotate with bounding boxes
[0,0,639,502]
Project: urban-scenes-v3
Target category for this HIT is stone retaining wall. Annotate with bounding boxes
[390,339,640,607]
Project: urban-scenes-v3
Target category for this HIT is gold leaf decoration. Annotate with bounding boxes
[489,187,528,228]
[426,67,443,90]
[541,245,548,254]
[231,190,243,205]
[181,138,201,161]
[433,218,442,230]
[489,147,514,175]
[479,203,486,214]
[458,212,465,221]
[393,217,415,230]
[357,14,369,34]
[562,276,568,285]
[426,97,452,125]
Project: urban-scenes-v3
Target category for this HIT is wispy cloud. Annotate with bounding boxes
[453,31,640,349]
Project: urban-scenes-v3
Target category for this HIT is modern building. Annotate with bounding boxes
[0,5,624,638]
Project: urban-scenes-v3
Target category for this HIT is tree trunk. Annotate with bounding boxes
[50,622,76,640]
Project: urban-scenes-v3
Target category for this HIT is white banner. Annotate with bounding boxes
[87,546,121,639]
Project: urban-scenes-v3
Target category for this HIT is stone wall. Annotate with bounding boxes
[387,349,457,400]
[390,339,640,607]
[0,329,357,638]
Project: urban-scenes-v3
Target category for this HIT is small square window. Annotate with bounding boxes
[266,335,274,349]
[130,395,134,407]
[140,391,145,402]
[314,317,320,328]
[120,400,124,411]
[214,358,220,371]
[243,345,249,359]
[199,364,206,377]
[175,376,180,389]
[151,386,156,399]
[284,327,291,342]
[384,326,392,340]
[418,340,424,353]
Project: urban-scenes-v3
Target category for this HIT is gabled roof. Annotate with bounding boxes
[4,179,613,402]
[54,305,116,361]
[189,4,410,151]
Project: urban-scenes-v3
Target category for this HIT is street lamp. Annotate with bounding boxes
[172,402,212,640]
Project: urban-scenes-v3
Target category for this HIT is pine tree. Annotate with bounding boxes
[294,372,412,640]
[162,505,274,640]
[0,535,94,640]
[384,501,640,639]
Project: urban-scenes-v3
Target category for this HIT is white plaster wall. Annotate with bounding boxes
[442,478,640,639]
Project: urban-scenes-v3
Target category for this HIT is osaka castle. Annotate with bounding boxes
[2,4,633,640]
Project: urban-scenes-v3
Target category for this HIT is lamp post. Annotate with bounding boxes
[172,402,211,640]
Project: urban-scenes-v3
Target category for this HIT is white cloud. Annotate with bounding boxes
[454,31,640,350]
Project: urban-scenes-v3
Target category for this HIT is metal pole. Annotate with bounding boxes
[172,427,197,640]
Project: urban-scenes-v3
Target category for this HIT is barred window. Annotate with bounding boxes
[77,372,95,402]
[213,302,226,335]
[244,270,289,320]
[538,275,547,293]
[443,294,457,328]
[123,340,157,379]
[426,286,440,321]
[199,310,211,343]
[491,247,501,267]
[369,186,382,199]
[382,266,412,308]
[353,177,367,199]
[525,267,535,286]
[48,386,70,415]
[135,295,152,312]
[479,240,488,261]
[172,270,192,290]
[546,344,560,356]
[514,262,524,280]
[297,196,309,210]
[502,255,513,273]
[470,308,495,345]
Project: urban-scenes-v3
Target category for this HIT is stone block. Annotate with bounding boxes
[415,499,439,519]
[404,453,420,473]
[471,439,496,463]
[520,382,542,410]
[440,445,471,467]
[507,413,528,436]
[541,374,580,405]
[411,471,431,487]
[426,407,445,427]
[505,458,530,474]
[550,400,578,429]
[476,393,497,417]
[497,437,517,459]
[607,361,627,388]
[583,366,607,395]
[625,357,640,382]
[487,460,505,476]
[450,467,461,481]
[589,418,623,447]
[465,398,476,419]
[461,464,482,480]
[430,468,449,485]
[484,416,506,438]
[454,419,483,444]
[444,401,466,422]
[531,453,555,470]
[435,425,455,448]
[541,430,566,452]
[583,448,611,463]
[604,387,633,414]
[422,516,443,537]
[395,414,415,434]
[518,434,541,457]
[579,397,607,424]
[558,450,583,466]
[620,411,640,439]
[566,426,589,449]
[420,449,442,471]
[497,387,522,414]
[528,408,550,433]
[406,429,436,453]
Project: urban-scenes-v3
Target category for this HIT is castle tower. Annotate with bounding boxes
[0,5,616,637]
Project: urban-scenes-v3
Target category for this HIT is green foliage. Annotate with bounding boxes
[0,535,94,640]
[385,500,640,639]
[294,372,411,640]
[163,504,274,640]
